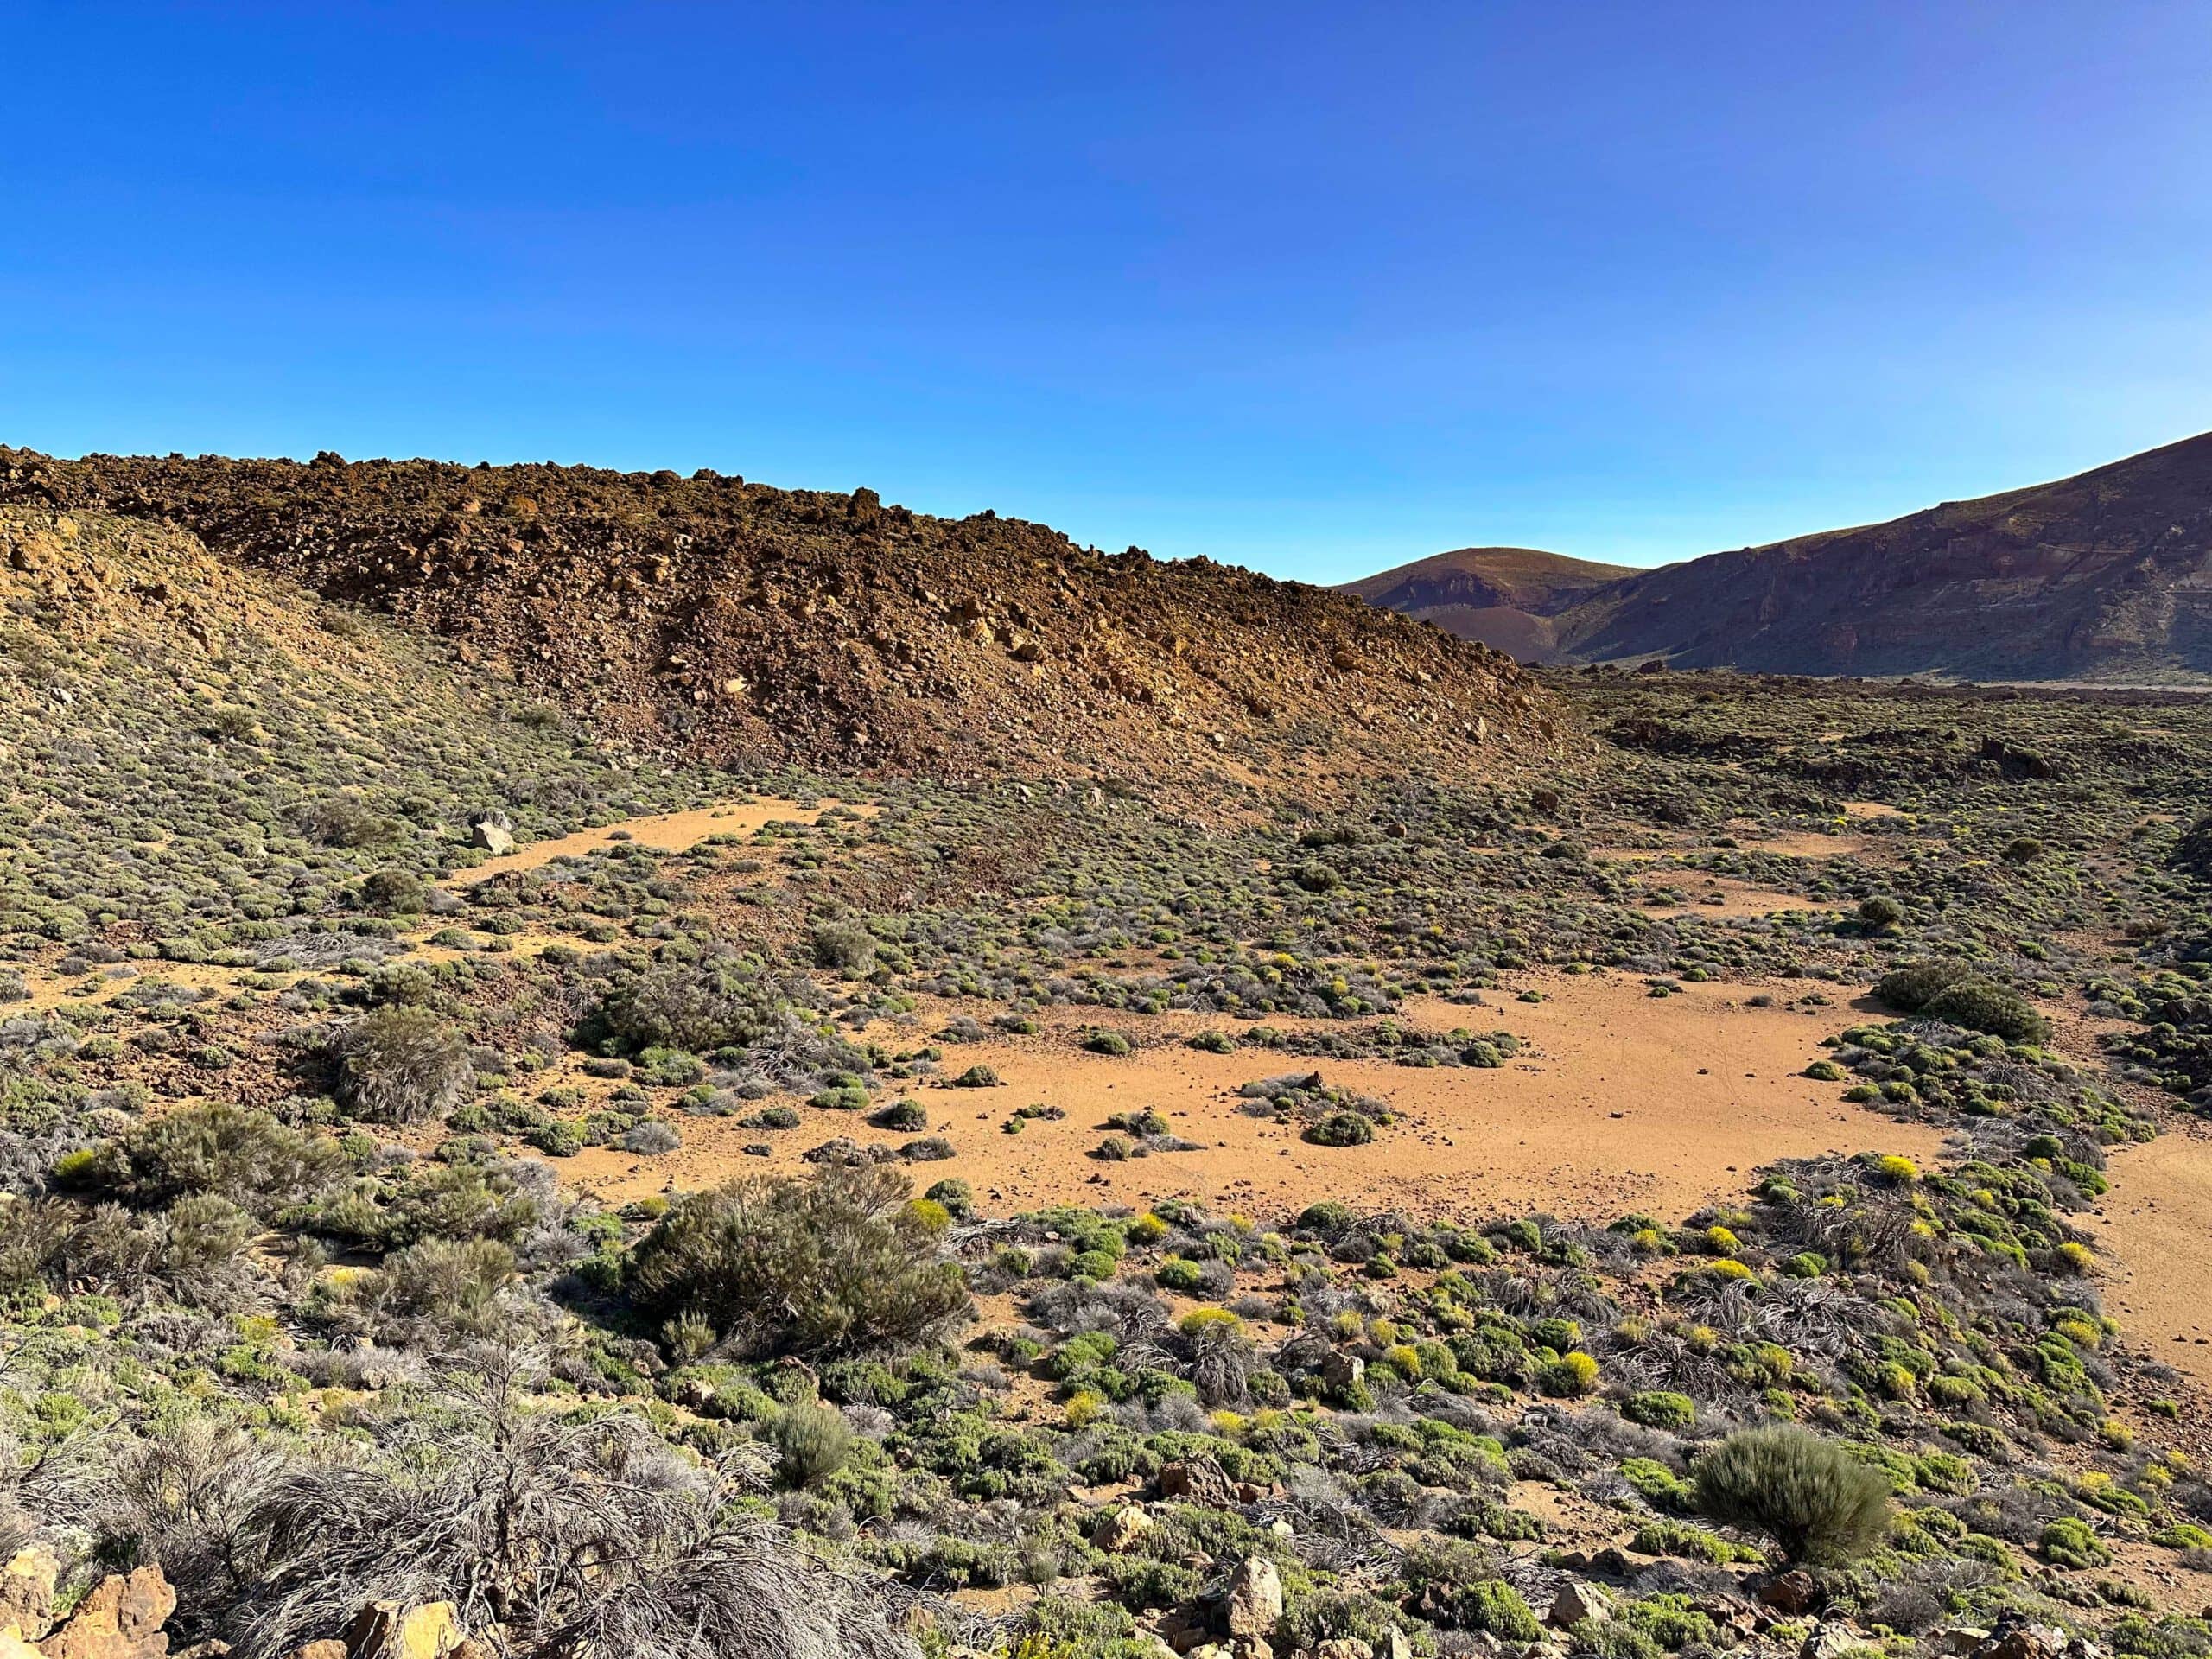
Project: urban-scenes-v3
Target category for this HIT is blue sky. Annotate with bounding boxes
[4,2,2208,580]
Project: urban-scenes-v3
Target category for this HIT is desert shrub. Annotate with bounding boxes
[362,1237,517,1329]
[597,949,799,1054]
[2040,1516,2110,1568]
[298,794,399,849]
[869,1100,927,1132]
[766,1401,855,1486]
[1922,978,2050,1044]
[1873,960,1976,1013]
[923,1178,974,1217]
[810,919,877,975]
[228,1365,912,1659]
[81,1102,346,1216]
[1691,1426,1891,1566]
[626,1164,969,1357]
[1304,1110,1374,1147]
[359,868,429,916]
[619,1120,681,1155]
[328,1007,473,1125]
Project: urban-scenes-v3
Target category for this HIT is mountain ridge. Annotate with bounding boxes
[1352,431,2212,681]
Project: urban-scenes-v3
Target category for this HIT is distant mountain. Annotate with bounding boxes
[1338,547,1637,662]
[1352,433,2212,682]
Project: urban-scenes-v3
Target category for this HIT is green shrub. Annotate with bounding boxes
[1921,978,2050,1044]
[1691,1426,1891,1565]
[626,1164,969,1357]
[1304,1110,1374,1147]
[1622,1390,1695,1430]
[1873,959,1976,1012]
[2039,1516,2110,1568]
[597,948,796,1053]
[766,1400,855,1485]
[80,1102,345,1216]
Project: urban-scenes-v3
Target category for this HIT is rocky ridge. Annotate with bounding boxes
[0,449,1566,793]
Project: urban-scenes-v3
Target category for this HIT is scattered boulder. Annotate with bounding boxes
[1757,1569,1821,1617]
[0,1547,60,1642]
[42,1566,175,1659]
[467,815,515,855]
[1801,1622,1878,1659]
[1549,1580,1615,1627]
[340,1602,466,1659]
[1969,1618,2071,1659]
[1223,1557,1282,1639]
[1093,1505,1153,1554]
[1157,1456,1239,1510]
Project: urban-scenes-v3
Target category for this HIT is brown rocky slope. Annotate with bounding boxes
[0,448,1565,789]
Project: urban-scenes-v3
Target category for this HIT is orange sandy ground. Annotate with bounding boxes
[567,975,1948,1227]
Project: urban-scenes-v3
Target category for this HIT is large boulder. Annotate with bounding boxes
[0,1547,60,1642]
[43,1566,175,1659]
[1223,1557,1282,1639]
[1093,1505,1153,1554]
[1549,1580,1615,1627]
[1158,1456,1239,1510]
[467,816,514,855]
[340,1602,466,1659]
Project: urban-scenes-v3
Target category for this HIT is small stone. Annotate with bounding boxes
[1549,1580,1615,1627]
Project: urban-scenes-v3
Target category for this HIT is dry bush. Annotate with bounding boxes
[226,1352,916,1658]
[1692,1425,1891,1565]
[327,1007,473,1125]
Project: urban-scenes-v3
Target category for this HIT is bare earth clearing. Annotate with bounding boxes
[2086,1126,2212,1389]
[455,797,874,881]
[569,973,1947,1224]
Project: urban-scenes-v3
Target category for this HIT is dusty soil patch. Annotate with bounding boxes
[2085,1126,2212,1389]
[569,974,1944,1224]
[452,797,874,882]
[1632,873,1832,918]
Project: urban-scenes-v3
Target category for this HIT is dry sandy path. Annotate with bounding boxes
[2086,1126,2212,1389]
[572,974,1945,1225]
[453,797,873,882]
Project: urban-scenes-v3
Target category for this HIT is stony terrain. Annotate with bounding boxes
[1354,433,2212,682]
[3,472,2212,1659]
[0,449,1564,798]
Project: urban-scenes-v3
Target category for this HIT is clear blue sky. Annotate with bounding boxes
[4,2,2208,579]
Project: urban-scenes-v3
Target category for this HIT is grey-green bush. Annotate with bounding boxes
[1692,1426,1891,1565]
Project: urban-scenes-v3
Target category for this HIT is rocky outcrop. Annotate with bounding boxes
[0,449,1567,798]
